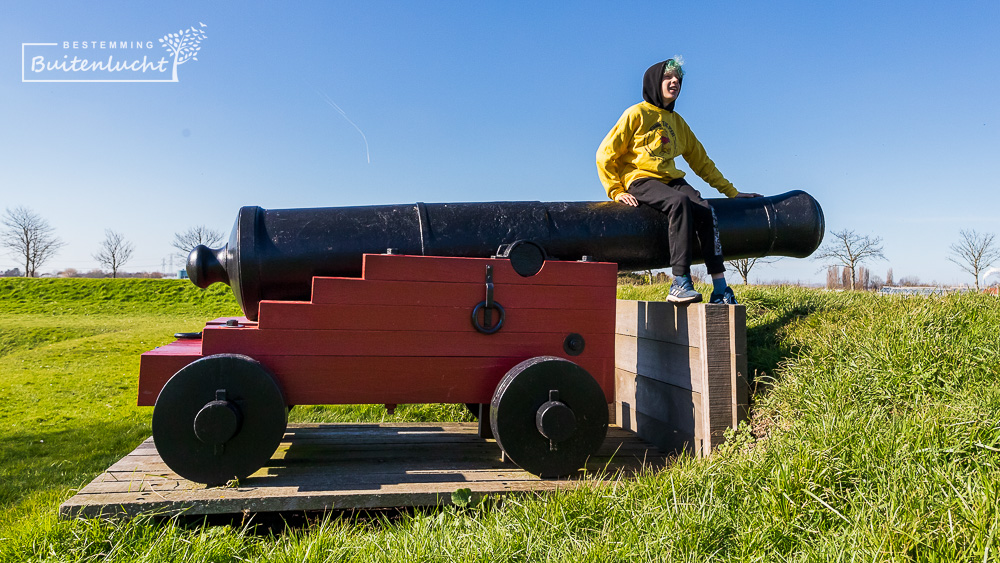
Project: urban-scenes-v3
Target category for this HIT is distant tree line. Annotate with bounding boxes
[1,205,229,279]
[52,269,165,279]
[2,206,998,289]
[816,228,999,291]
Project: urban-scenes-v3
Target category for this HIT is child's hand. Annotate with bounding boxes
[615,193,639,206]
[735,192,762,198]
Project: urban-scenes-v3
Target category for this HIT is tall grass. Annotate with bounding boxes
[1,279,999,561]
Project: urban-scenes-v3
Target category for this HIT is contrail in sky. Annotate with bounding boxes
[316,90,371,164]
[982,267,1000,285]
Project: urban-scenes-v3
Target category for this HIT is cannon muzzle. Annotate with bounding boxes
[189,191,824,320]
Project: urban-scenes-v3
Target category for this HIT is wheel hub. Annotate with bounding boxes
[193,389,242,446]
[535,390,576,445]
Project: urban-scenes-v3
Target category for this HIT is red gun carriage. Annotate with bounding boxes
[139,251,617,483]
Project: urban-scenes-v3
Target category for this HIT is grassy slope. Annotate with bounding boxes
[0,279,241,523]
[0,279,998,561]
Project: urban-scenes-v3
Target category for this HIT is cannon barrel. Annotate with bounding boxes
[189,190,824,320]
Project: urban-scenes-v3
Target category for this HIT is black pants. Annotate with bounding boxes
[627,177,725,276]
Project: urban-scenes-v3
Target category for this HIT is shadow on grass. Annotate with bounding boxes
[147,501,503,536]
[0,418,150,509]
[744,298,832,398]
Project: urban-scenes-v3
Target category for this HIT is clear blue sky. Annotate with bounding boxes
[2,1,997,285]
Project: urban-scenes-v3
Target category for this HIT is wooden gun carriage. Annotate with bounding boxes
[138,192,824,484]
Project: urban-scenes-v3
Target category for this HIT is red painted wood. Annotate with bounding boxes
[138,345,613,406]
[258,302,616,333]
[204,316,254,326]
[246,355,612,405]
[141,339,203,356]
[362,254,617,286]
[137,346,202,406]
[137,256,619,407]
[202,325,613,359]
[310,277,616,308]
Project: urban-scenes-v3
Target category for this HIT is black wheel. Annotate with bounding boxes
[152,354,287,485]
[490,356,608,477]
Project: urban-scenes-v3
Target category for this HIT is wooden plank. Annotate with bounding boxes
[201,325,614,359]
[615,300,703,345]
[60,423,668,518]
[61,480,605,518]
[731,305,747,356]
[310,278,616,309]
[614,369,703,454]
[141,339,202,356]
[615,406,697,456]
[100,443,653,479]
[141,330,616,407]
[735,352,749,424]
[272,355,613,405]
[700,306,735,451]
[101,443,655,477]
[361,254,618,287]
[613,334,702,393]
[79,469,543,495]
[204,316,254,326]
[138,351,202,406]
[257,302,616,333]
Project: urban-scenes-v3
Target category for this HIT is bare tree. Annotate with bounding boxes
[857,265,871,290]
[1,206,65,277]
[947,230,999,291]
[814,229,885,290]
[826,266,840,289]
[726,257,780,285]
[172,226,225,260]
[93,229,135,278]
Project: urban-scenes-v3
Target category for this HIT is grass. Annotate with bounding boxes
[1,278,999,560]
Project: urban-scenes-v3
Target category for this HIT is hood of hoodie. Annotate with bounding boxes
[642,59,682,112]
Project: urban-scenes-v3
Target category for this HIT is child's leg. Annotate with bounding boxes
[670,183,726,276]
[625,178,695,276]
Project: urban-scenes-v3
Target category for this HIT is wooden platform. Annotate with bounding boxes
[60,423,669,518]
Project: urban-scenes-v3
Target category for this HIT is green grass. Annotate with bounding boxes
[2,278,999,561]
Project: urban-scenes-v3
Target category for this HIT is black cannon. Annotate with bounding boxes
[188,190,824,319]
[142,190,823,483]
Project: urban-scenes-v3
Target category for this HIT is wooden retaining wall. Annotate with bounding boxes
[614,301,748,456]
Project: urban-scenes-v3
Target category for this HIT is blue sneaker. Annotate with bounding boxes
[668,276,702,304]
[709,286,738,305]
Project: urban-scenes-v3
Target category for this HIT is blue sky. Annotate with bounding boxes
[1,1,998,285]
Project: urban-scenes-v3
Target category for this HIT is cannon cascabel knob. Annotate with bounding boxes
[187,244,229,288]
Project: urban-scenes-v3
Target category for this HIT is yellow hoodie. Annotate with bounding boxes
[596,101,738,201]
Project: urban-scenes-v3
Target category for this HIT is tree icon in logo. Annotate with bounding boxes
[159,23,207,82]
